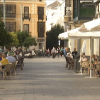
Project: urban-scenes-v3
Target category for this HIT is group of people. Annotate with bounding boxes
[80,53,100,76]
[50,47,78,58]
[0,48,23,79]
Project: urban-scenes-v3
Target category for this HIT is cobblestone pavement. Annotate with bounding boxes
[0,57,100,100]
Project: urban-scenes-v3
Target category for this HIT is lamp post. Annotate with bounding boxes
[21,5,23,31]
[1,0,6,28]
[3,0,5,27]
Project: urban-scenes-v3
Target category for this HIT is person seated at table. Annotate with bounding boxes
[66,53,74,69]
[91,54,98,63]
[6,54,16,63]
[0,53,2,61]
[91,54,100,77]
[0,54,9,66]
[0,54,9,78]
[6,48,14,56]
[88,54,98,76]
[16,51,22,61]
[80,53,88,63]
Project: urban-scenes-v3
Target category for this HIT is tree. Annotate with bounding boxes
[0,15,13,47]
[23,37,37,51]
[46,24,64,50]
[9,32,19,46]
[16,31,30,47]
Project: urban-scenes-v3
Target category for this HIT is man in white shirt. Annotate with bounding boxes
[6,54,16,63]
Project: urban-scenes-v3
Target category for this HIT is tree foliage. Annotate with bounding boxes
[23,37,37,51]
[46,24,64,50]
[0,15,13,46]
[9,32,19,46]
[16,31,30,47]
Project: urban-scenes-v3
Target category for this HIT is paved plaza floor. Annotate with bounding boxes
[0,57,100,100]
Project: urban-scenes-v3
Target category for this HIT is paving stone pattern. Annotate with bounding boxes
[0,57,100,100]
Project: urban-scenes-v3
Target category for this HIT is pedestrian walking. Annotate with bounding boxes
[63,47,67,58]
[60,47,63,57]
[47,48,50,57]
[57,47,60,58]
[51,47,56,58]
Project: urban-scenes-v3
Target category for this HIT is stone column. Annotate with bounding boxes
[77,39,81,55]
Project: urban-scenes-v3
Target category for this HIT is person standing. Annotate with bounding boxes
[60,47,63,57]
[63,47,67,58]
[0,53,2,61]
[51,47,56,58]
[57,47,60,58]
[72,48,77,59]
[47,48,50,57]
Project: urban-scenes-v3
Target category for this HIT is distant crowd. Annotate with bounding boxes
[45,47,77,59]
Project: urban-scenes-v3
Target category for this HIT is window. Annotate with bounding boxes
[0,4,16,18]
[38,7,44,20]
[6,22,16,32]
[37,22,45,37]
[24,24,29,33]
[24,7,29,18]
[39,43,42,49]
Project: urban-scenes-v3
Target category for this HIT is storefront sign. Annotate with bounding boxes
[37,39,44,42]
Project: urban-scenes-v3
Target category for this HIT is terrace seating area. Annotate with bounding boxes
[65,54,100,78]
[0,49,24,80]
[0,57,24,80]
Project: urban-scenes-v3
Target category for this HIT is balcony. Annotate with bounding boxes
[64,16,71,23]
[1,13,16,18]
[22,14,31,21]
[73,2,95,23]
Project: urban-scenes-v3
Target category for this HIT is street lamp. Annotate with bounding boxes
[1,0,6,28]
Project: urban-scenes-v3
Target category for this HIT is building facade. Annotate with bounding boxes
[0,0,46,50]
[93,0,100,55]
[46,1,65,31]
[93,0,100,18]
[64,0,95,55]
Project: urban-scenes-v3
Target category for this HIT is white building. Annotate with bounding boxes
[46,1,65,31]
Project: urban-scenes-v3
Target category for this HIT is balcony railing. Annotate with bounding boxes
[64,16,71,22]
[22,14,31,21]
[1,13,16,18]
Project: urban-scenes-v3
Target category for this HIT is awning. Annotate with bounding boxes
[68,18,100,78]
[58,32,68,39]
[68,27,100,39]
[80,18,100,31]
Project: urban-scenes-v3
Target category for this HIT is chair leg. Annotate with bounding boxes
[21,65,23,70]
[14,69,18,75]
[23,62,24,67]
[3,72,6,80]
